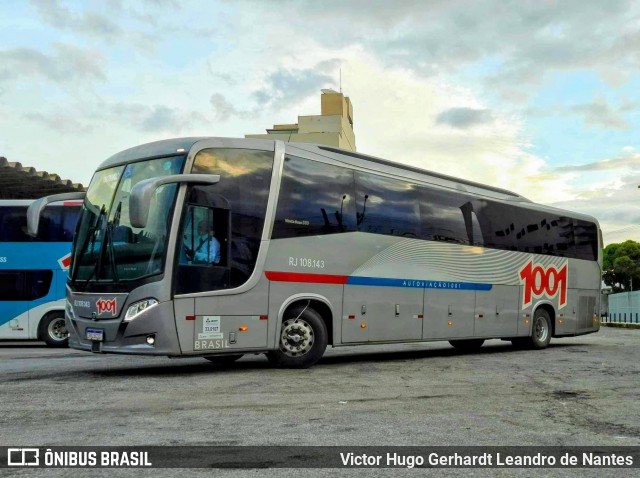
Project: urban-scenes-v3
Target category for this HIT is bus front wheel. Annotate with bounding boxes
[40,313,69,347]
[267,306,328,368]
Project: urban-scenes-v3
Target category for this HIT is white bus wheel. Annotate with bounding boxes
[267,306,328,368]
[40,313,69,347]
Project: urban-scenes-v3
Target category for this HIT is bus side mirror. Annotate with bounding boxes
[129,174,221,229]
[27,192,87,237]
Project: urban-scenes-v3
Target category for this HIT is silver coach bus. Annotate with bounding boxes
[28,138,601,368]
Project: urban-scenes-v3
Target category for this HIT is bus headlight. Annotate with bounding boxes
[124,299,158,322]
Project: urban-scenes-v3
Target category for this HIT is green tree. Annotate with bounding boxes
[603,240,640,292]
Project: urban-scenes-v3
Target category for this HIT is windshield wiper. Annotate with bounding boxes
[105,202,121,283]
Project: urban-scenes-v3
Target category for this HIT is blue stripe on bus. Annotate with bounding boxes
[345,276,493,291]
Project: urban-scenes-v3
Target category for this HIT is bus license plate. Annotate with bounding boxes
[86,328,104,342]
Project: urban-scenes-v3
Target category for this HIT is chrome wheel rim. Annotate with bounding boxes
[48,318,68,341]
[534,316,549,342]
[280,317,314,357]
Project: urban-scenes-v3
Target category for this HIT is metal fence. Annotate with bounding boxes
[602,291,640,324]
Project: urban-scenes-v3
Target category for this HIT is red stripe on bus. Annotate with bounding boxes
[265,271,348,284]
[63,201,83,206]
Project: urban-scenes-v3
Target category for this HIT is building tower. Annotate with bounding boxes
[246,89,356,151]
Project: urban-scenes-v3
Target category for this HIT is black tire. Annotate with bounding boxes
[39,313,69,347]
[203,354,244,364]
[267,306,328,368]
[519,309,552,350]
[449,339,485,350]
[529,308,552,349]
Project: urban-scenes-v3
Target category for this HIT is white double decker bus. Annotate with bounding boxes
[28,138,601,367]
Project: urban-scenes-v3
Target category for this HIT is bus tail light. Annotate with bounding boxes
[239,326,248,332]
[260,315,268,320]
[360,323,367,328]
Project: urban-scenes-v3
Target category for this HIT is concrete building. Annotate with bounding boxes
[0,156,85,199]
[246,89,356,151]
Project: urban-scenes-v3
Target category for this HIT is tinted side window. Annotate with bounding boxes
[182,148,274,291]
[0,206,80,242]
[473,200,577,257]
[0,207,30,241]
[0,270,53,301]
[40,206,81,242]
[517,212,574,256]
[419,188,471,244]
[273,156,356,238]
[356,172,421,238]
[573,219,598,261]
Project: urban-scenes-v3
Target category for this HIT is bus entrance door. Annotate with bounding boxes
[342,285,423,343]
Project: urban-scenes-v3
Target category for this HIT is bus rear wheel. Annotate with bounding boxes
[528,309,552,349]
[516,309,552,350]
[40,313,69,347]
[267,306,328,368]
[449,339,484,350]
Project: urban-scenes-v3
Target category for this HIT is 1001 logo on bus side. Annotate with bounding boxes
[519,261,568,309]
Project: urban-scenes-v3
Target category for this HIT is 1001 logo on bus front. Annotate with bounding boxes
[519,261,568,309]
[96,298,117,316]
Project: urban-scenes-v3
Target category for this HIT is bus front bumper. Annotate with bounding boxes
[66,300,182,356]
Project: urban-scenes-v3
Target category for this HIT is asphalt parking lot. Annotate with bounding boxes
[1,327,639,476]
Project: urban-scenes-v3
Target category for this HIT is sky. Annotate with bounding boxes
[1,0,639,245]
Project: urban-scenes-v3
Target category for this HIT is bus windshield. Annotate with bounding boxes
[70,155,185,288]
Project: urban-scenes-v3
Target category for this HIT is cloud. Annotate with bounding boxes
[569,98,630,129]
[210,93,254,121]
[106,103,211,133]
[553,153,640,173]
[25,112,94,134]
[550,171,640,244]
[29,0,160,55]
[252,60,340,109]
[435,107,493,128]
[0,43,106,83]
[24,101,210,135]
[30,0,122,39]
[242,0,640,100]
[338,55,559,200]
